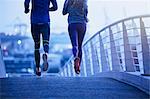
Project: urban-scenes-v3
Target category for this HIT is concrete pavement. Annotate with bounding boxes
[0,76,149,99]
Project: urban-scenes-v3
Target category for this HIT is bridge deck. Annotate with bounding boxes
[0,76,149,99]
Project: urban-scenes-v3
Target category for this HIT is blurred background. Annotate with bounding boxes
[0,0,150,76]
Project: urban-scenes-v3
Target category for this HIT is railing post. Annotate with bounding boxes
[140,18,150,75]
[122,21,135,72]
[67,64,71,77]
[0,41,6,78]
[69,62,73,77]
[99,34,110,72]
[64,68,67,77]
[90,40,100,74]
[109,27,121,71]
[71,60,76,77]
[83,46,92,76]
[89,42,94,75]
[82,52,87,77]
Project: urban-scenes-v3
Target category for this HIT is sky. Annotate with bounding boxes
[0,0,150,37]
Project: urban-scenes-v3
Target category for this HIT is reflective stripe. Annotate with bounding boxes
[43,43,49,46]
[35,49,39,51]
[43,40,49,43]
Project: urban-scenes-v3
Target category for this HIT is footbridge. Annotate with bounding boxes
[0,15,150,99]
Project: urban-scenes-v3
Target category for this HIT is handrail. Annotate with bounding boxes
[60,14,150,77]
[83,14,150,46]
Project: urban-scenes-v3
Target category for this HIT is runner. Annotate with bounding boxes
[24,0,58,76]
[62,0,88,74]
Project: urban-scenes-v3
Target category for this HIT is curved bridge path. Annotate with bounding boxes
[0,76,149,99]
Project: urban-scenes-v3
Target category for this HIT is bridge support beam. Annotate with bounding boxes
[109,27,121,71]
[122,22,135,72]
[140,18,150,75]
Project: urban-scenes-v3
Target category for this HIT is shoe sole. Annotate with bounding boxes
[36,67,41,76]
[43,54,48,71]
[74,57,80,74]
[36,71,41,76]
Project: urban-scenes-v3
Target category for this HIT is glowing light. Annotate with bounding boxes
[17,40,22,45]
[3,46,7,50]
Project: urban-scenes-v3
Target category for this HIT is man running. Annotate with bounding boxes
[24,0,58,76]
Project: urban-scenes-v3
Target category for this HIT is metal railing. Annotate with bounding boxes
[0,41,6,78]
[60,15,150,77]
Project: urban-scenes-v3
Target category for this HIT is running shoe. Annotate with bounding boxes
[36,67,41,76]
[74,57,80,74]
[42,53,49,71]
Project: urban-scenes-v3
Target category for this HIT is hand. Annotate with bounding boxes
[85,16,89,23]
[86,18,89,23]
[24,8,29,14]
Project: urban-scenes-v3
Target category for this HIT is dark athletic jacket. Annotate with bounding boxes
[24,0,58,24]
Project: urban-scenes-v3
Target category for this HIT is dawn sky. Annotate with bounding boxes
[0,0,150,38]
